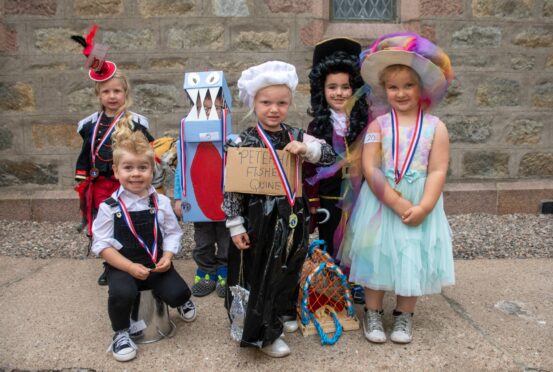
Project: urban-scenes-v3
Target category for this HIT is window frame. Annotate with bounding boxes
[330,0,398,23]
[319,0,421,40]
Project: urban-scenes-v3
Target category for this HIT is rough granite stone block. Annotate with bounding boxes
[497,181,553,214]
[443,183,497,214]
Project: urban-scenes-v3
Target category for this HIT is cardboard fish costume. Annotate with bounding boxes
[177,71,233,222]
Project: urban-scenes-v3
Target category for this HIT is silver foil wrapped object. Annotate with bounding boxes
[229,285,249,342]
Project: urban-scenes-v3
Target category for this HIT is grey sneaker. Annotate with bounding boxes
[192,272,216,297]
[390,311,413,344]
[363,309,386,343]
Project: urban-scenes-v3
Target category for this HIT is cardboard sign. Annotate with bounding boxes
[224,147,302,196]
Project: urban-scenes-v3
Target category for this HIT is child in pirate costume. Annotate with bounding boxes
[72,25,154,286]
[224,61,336,358]
[92,130,195,362]
[304,38,370,303]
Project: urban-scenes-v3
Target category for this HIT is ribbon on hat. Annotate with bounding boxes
[256,122,299,207]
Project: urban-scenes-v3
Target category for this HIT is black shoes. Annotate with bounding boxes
[98,262,108,286]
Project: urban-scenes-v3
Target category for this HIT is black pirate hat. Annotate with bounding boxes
[312,37,362,67]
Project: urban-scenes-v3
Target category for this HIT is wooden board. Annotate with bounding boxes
[298,312,360,337]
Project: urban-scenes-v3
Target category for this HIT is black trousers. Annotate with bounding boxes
[107,264,191,332]
[193,221,229,274]
[317,197,342,258]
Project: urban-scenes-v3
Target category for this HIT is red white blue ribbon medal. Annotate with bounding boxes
[390,106,423,192]
[116,190,160,267]
[256,123,300,228]
[89,111,125,178]
[221,108,228,191]
[179,118,187,196]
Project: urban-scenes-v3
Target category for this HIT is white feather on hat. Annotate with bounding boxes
[237,61,298,108]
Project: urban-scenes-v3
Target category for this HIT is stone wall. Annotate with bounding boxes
[0,0,552,190]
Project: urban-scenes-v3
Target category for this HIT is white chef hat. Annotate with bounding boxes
[237,61,299,108]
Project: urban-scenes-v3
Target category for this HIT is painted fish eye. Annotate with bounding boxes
[187,72,201,87]
[206,71,220,85]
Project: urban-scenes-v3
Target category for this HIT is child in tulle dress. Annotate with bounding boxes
[338,32,455,344]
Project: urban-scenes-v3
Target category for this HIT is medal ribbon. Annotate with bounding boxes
[116,189,159,265]
[256,123,300,206]
[221,108,228,192]
[90,111,125,166]
[179,118,187,197]
[391,106,423,185]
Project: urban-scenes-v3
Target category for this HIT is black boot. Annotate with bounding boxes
[98,262,108,286]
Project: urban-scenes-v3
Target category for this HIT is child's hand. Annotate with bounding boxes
[152,256,172,273]
[173,200,183,218]
[402,205,427,226]
[391,197,413,217]
[128,262,150,280]
[284,140,307,156]
[232,233,251,250]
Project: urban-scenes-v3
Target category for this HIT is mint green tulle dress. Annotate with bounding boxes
[338,113,455,296]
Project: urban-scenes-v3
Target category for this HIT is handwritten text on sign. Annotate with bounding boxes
[224,147,302,196]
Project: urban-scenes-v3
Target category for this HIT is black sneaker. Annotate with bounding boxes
[178,300,197,322]
[97,262,108,286]
[109,330,137,362]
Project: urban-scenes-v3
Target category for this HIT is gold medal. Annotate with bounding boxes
[393,188,402,198]
[289,213,298,229]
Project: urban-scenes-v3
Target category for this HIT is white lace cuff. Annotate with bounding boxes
[226,216,246,237]
[303,141,322,163]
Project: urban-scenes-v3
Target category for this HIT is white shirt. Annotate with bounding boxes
[91,185,183,257]
[330,109,347,137]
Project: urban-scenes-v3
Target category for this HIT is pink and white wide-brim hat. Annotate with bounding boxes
[360,32,454,108]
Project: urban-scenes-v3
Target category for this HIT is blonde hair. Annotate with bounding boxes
[112,130,155,168]
[95,71,135,146]
[378,64,422,89]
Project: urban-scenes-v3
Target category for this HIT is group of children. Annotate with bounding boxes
[73,27,456,362]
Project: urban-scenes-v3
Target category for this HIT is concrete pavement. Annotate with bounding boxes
[0,257,551,371]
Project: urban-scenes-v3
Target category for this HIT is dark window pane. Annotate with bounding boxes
[332,0,396,21]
